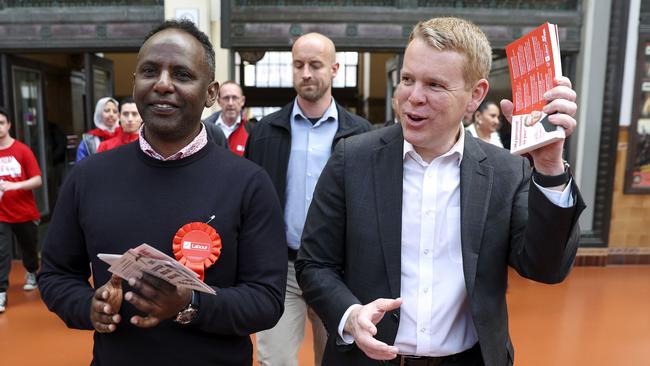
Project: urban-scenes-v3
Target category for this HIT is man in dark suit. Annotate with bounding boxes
[245,32,371,365]
[296,17,585,366]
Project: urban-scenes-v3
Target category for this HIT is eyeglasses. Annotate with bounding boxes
[219,95,241,102]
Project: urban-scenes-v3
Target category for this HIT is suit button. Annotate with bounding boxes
[392,312,399,322]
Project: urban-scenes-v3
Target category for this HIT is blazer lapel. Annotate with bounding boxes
[373,124,404,299]
[460,137,493,298]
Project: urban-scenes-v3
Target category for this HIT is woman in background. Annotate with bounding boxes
[76,97,119,161]
[466,100,504,148]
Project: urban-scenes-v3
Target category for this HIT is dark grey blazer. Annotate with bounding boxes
[296,123,585,366]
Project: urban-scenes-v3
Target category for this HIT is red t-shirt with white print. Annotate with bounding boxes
[0,140,42,223]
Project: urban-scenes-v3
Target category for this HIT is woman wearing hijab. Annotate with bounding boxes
[97,97,142,153]
[76,97,119,161]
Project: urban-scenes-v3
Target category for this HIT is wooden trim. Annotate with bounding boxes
[575,247,650,266]
[0,6,163,51]
[224,2,582,52]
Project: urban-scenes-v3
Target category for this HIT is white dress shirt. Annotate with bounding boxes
[395,128,477,356]
[215,114,241,139]
[338,124,574,355]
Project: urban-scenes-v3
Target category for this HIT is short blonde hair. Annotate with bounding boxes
[409,17,492,87]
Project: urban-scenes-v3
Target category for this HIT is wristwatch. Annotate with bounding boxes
[174,290,199,325]
[532,160,571,188]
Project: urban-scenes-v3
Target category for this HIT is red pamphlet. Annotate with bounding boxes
[506,22,565,155]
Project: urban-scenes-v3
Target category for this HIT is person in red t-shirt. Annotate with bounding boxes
[0,106,43,313]
[97,97,143,153]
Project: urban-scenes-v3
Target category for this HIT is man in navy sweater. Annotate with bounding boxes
[38,20,287,366]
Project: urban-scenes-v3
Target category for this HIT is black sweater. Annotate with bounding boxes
[38,142,287,366]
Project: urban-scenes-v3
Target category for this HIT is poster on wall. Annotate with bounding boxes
[626,39,650,192]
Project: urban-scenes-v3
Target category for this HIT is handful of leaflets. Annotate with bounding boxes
[98,243,216,295]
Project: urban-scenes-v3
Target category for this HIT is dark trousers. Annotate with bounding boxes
[0,221,40,292]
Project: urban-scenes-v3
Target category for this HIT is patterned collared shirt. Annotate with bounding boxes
[138,124,208,161]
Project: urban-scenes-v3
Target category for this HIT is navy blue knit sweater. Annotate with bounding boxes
[39,142,287,366]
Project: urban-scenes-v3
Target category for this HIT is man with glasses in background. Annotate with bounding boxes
[204,81,251,156]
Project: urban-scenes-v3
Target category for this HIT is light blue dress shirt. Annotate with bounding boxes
[284,99,339,250]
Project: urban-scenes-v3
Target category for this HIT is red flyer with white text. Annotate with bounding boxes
[506,22,565,155]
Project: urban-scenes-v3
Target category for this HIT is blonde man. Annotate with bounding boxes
[296,17,585,366]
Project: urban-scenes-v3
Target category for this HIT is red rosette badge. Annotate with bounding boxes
[173,222,222,281]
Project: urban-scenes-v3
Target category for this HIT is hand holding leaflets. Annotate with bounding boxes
[98,243,215,295]
[504,22,577,157]
[91,244,215,331]
[502,22,577,179]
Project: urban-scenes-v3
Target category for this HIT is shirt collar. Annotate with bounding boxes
[402,122,465,167]
[215,113,241,129]
[138,123,208,161]
[291,98,338,126]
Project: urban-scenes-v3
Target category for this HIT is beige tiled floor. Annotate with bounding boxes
[1,263,649,365]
